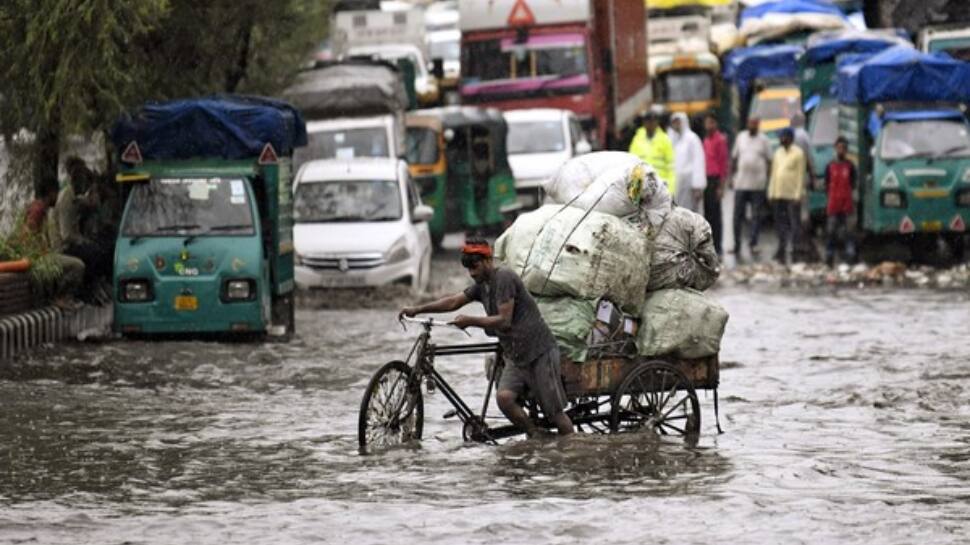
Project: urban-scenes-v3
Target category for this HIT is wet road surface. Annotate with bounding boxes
[1,264,969,544]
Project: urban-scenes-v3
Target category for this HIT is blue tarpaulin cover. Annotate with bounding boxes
[837,46,970,104]
[740,0,846,24]
[723,44,803,100]
[804,29,911,64]
[112,96,308,161]
[868,110,965,138]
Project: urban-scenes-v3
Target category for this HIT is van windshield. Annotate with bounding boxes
[122,178,255,237]
[880,120,970,160]
[295,127,390,169]
[405,127,439,165]
[294,180,402,223]
[507,121,566,154]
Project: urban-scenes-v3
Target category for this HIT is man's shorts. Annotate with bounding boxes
[497,346,567,419]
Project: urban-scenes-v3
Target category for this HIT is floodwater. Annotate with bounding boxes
[1,262,969,544]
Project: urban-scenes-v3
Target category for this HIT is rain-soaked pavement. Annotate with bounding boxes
[1,251,969,545]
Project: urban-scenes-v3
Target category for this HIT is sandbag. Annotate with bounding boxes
[636,289,728,359]
[647,206,721,291]
[494,205,564,273]
[535,297,597,362]
[520,206,650,312]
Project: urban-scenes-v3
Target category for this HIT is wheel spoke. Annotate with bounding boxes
[660,395,689,422]
[658,421,686,435]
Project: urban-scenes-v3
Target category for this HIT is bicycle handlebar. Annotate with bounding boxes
[399,315,471,335]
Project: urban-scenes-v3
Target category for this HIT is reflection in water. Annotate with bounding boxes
[0,287,969,544]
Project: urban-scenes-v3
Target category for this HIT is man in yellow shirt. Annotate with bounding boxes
[628,111,675,194]
[768,128,807,264]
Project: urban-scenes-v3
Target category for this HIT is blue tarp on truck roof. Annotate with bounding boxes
[739,0,846,24]
[837,46,970,104]
[723,44,803,99]
[112,96,308,161]
[804,29,912,64]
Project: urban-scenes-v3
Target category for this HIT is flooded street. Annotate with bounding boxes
[1,256,969,544]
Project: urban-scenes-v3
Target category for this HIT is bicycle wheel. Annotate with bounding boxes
[358,360,424,453]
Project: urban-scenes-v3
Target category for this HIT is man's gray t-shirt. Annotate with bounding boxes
[463,268,557,367]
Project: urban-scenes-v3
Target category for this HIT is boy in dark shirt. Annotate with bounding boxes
[824,137,857,266]
[400,238,574,437]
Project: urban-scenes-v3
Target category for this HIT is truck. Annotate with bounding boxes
[836,46,970,258]
[720,43,802,143]
[737,0,849,47]
[331,8,441,106]
[799,30,911,228]
[918,24,970,62]
[457,0,651,150]
[647,12,721,130]
[110,96,307,337]
[283,60,410,169]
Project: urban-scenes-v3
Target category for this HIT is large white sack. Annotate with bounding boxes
[544,151,672,231]
[647,206,721,291]
[519,206,651,312]
[494,205,564,273]
[636,288,728,359]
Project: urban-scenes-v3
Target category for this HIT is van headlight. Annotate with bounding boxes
[224,279,255,301]
[120,279,153,302]
[386,237,411,264]
[881,190,906,208]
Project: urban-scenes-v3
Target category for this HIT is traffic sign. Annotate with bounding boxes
[507,0,536,26]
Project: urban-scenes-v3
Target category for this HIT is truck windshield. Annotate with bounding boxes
[879,120,970,160]
[295,127,390,168]
[463,38,588,82]
[405,127,439,165]
[507,121,566,154]
[810,105,839,146]
[750,92,800,122]
[659,71,714,103]
[122,178,255,237]
[294,180,402,223]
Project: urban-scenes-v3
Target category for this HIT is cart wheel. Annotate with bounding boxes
[358,361,424,453]
[610,360,700,439]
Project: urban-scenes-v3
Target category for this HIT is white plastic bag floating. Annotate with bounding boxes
[543,151,672,230]
[647,206,721,292]
[519,206,651,312]
[636,288,729,359]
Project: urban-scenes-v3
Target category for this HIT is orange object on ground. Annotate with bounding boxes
[0,258,31,273]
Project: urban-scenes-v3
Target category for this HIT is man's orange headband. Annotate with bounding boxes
[461,243,492,257]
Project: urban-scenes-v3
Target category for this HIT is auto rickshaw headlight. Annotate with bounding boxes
[225,279,255,301]
[121,279,152,302]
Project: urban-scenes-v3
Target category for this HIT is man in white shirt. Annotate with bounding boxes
[730,117,773,257]
[668,112,707,212]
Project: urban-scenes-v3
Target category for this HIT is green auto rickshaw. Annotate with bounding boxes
[405,107,519,247]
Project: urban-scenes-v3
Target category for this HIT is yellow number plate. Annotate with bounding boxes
[174,295,198,311]
[921,221,943,232]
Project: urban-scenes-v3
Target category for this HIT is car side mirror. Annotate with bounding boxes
[431,58,445,80]
[412,204,434,223]
[574,139,592,155]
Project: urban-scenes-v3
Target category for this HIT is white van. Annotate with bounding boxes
[294,115,403,172]
[293,158,433,292]
[504,108,591,210]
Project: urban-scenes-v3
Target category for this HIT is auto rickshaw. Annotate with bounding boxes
[405,107,519,247]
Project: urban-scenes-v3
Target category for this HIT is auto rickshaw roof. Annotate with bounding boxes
[412,106,508,133]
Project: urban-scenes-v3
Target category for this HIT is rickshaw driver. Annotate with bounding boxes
[399,238,575,438]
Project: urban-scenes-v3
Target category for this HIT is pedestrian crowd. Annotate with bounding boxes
[628,110,857,266]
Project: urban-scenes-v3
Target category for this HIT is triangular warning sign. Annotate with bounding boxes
[899,216,915,234]
[507,0,535,27]
[121,141,143,165]
[258,143,279,165]
[951,214,966,232]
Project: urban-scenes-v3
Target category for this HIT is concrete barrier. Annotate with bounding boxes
[0,304,112,363]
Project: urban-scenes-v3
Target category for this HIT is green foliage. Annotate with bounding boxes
[0,213,64,294]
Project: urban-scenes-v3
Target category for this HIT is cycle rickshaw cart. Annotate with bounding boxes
[358,316,722,453]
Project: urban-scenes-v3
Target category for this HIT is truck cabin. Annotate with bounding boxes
[876,109,970,163]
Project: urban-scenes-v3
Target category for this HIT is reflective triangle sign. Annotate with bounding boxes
[507,0,535,26]
[258,143,279,165]
[899,216,915,234]
[950,214,966,232]
[121,141,143,165]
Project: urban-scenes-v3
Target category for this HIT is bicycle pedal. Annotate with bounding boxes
[442,409,458,419]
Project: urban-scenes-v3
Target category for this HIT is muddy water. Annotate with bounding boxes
[1,275,969,544]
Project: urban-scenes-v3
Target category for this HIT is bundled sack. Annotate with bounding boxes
[494,205,563,273]
[536,297,597,362]
[520,206,650,312]
[647,206,721,291]
[636,288,728,359]
[543,152,672,229]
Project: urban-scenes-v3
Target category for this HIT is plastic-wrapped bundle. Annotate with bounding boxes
[647,206,721,291]
[636,289,729,359]
[535,297,598,362]
[493,205,563,273]
[519,206,650,312]
[543,152,672,231]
